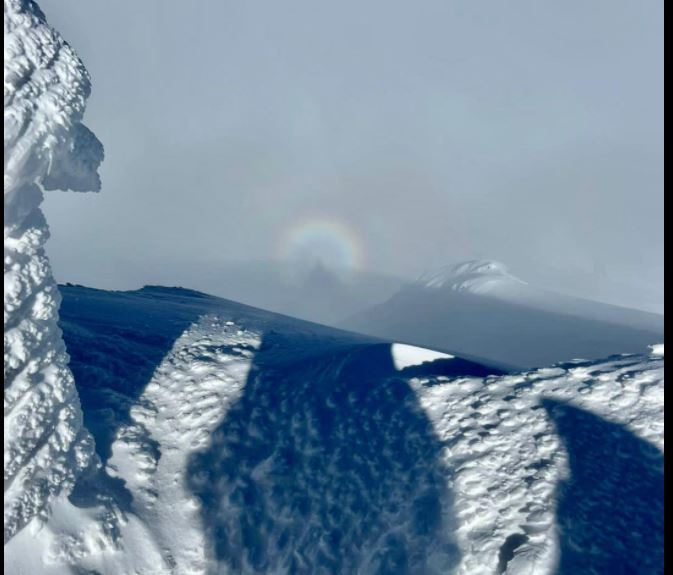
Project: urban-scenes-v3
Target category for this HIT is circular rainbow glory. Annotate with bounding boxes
[278,218,365,274]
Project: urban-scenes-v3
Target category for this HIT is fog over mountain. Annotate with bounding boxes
[38,0,663,314]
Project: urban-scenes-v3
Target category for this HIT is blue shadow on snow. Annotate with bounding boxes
[542,399,664,575]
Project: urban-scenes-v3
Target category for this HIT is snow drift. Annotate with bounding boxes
[5,284,661,574]
[4,0,103,543]
[344,260,664,370]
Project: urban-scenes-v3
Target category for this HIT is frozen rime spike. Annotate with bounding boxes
[4,0,103,543]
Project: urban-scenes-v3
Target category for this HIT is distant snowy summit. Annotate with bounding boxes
[344,259,664,370]
[416,259,527,294]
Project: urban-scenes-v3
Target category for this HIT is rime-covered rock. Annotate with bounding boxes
[4,0,103,543]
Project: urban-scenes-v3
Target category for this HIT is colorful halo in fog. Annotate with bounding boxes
[278,218,365,273]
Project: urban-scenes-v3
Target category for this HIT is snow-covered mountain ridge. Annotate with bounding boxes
[5,284,663,574]
[415,260,663,326]
[345,259,664,370]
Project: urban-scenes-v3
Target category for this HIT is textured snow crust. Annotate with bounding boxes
[6,285,661,575]
[4,0,103,544]
[418,350,664,575]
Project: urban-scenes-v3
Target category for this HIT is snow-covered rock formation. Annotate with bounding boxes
[4,0,103,543]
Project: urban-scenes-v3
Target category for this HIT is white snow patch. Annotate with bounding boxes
[650,343,664,356]
[391,342,454,370]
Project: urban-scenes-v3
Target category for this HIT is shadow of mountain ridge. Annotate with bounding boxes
[186,334,464,574]
[542,399,664,575]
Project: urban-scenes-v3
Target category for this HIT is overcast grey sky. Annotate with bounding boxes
[39,0,663,313]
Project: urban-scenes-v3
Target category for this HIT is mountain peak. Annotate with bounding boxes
[416,260,526,293]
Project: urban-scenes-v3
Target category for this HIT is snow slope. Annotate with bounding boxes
[87,258,404,327]
[4,0,103,544]
[343,260,664,370]
[3,4,663,573]
[6,284,663,574]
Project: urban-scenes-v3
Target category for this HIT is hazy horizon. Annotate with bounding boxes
[39,0,664,314]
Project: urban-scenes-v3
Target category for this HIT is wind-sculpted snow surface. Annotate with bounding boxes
[4,0,103,543]
[416,350,664,575]
[5,285,661,574]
